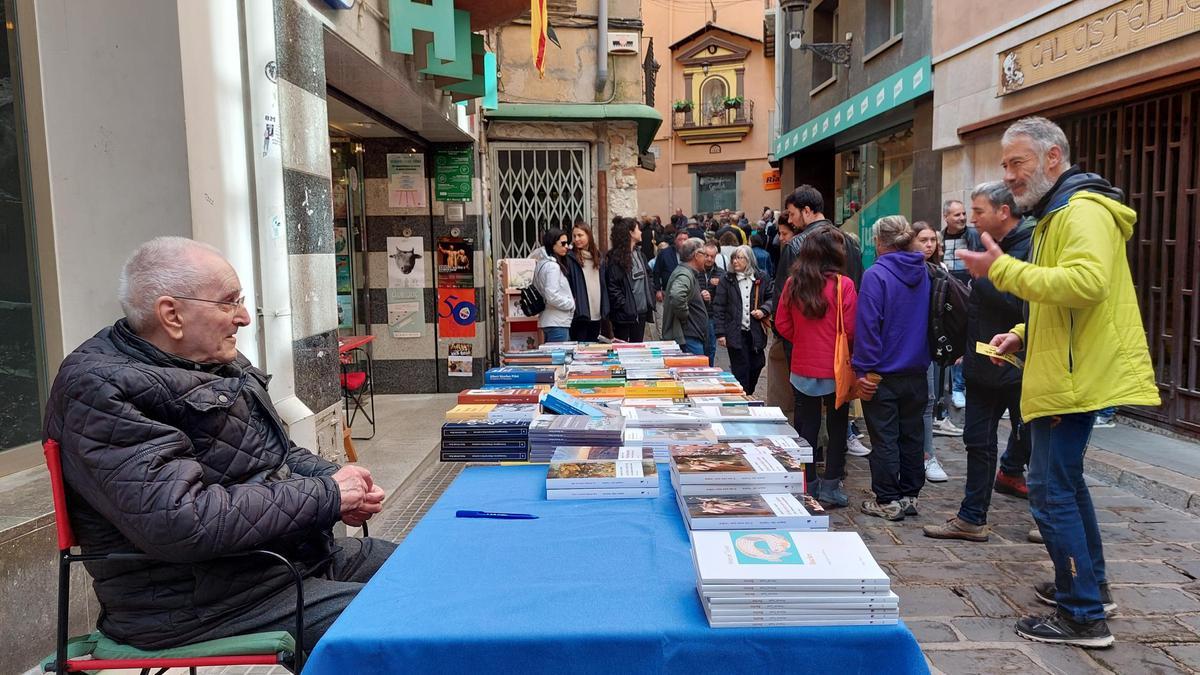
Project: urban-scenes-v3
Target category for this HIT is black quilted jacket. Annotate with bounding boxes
[43,320,343,649]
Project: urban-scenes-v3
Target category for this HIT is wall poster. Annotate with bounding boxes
[387,288,424,338]
[387,236,425,288]
[387,153,427,208]
[436,236,474,289]
[448,342,473,377]
[437,288,477,338]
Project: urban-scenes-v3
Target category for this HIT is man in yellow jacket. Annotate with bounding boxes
[959,116,1159,649]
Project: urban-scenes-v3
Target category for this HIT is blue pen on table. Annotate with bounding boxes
[456,510,538,520]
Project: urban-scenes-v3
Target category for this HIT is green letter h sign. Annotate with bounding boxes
[389,0,458,62]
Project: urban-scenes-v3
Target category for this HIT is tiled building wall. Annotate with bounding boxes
[359,139,489,393]
[274,0,341,414]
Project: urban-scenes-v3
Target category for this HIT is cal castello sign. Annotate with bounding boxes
[998,0,1200,95]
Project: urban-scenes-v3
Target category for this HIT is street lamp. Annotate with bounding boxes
[780,0,852,66]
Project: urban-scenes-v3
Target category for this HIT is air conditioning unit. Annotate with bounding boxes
[609,32,638,55]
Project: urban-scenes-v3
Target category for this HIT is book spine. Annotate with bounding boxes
[545,476,657,488]
[546,487,660,499]
[686,516,829,531]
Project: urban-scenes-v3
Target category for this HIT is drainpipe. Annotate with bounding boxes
[596,0,609,95]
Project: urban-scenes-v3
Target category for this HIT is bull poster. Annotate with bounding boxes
[436,236,474,289]
[386,236,425,289]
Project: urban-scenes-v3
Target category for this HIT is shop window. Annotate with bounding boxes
[0,0,47,456]
[697,172,738,213]
[865,0,903,56]
[810,3,836,89]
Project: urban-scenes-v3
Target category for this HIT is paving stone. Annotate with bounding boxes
[927,648,1045,675]
[1105,504,1195,523]
[1092,509,1126,524]
[1105,560,1192,584]
[1162,645,1200,671]
[895,585,976,618]
[1108,586,1200,615]
[906,619,959,643]
[1095,524,1153,544]
[892,561,1005,586]
[869,544,954,564]
[996,560,1055,585]
[1130,520,1200,544]
[1166,560,1200,579]
[1107,615,1200,643]
[1021,643,1111,675]
[1175,614,1200,637]
[954,585,1019,617]
[951,616,1025,642]
[1090,643,1191,674]
[1105,542,1193,561]
[945,543,1052,563]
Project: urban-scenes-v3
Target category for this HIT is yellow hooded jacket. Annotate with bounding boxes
[989,186,1159,422]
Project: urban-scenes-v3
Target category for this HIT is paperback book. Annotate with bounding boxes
[680,493,828,531]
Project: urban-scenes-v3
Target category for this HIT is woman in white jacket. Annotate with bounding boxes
[534,227,576,343]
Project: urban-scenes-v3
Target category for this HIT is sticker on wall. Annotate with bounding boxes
[336,256,352,294]
[387,236,425,288]
[448,342,473,377]
[436,236,474,289]
[334,227,349,254]
[387,153,428,209]
[437,288,477,338]
[337,294,354,330]
[387,288,424,338]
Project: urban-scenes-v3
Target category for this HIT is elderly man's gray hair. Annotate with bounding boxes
[678,237,705,263]
[942,199,963,216]
[1003,116,1072,165]
[971,181,1017,215]
[119,237,226,332]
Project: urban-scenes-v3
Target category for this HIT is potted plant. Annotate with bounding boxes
[672,100,694,113]
[723,96,744,110]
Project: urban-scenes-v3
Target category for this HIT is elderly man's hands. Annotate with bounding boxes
[332,465,385,526]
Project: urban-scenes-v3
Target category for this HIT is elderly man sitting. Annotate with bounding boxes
[43,237,395,652]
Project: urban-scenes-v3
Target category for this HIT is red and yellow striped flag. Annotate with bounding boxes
[530,0,548,78]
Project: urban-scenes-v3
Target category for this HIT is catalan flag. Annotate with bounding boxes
[530,0,548,77]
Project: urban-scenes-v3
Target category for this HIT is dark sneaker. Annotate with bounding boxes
[1034,581,1118,614]
[923,516,989,542]
[860,499,905,521]
[1015,611,1114,648]
[817,479,850,508]
[1028,527,1044,544]
[899,496,919,516]
[994,471,1029,499]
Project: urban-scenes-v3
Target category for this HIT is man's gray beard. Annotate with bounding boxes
[1013,161,1056,211]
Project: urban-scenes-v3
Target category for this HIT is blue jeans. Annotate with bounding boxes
[951,363,965,394]
[958,383,1026,526]
[706,319,717,367]
[542,326,571,344]
[999,406,1031,476]
[1028,412,1107,623]
[683,337,706,356]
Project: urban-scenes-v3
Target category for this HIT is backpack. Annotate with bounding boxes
[927,263,970,366]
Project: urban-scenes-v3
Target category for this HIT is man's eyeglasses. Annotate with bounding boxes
[173,295,246,312]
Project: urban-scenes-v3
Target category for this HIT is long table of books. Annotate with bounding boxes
[303,342,929,675]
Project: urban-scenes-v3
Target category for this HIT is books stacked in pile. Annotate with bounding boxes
[663,355,710,368]
[620,406,713,427]
[541,387,610,418]
[624,425,719,463]
[679,492,829,531]
[440,418,530,462]
[669,443,809,496]
[527,414,626,463]
[701,406,788,424]
[688,394,764,407]
[691,531,898,627]
[624,368,672,381]
[484,366,560,386]
[458,388,543,404]
[669,366,725,379]
[445,403,538,423]
[624,380,685,401]
[545,446,659,500]
[711,421,801,443]
[681,377,745,396]
[500,350,568,366]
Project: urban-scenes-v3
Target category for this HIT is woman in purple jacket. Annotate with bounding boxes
[852,216,932,521]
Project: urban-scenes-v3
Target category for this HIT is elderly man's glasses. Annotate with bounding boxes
[173,295,246,312]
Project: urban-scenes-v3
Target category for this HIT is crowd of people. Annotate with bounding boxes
[530,115,1161,649]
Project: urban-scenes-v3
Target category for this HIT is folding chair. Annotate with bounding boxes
[340,346,376,440]
[40,439,307,674]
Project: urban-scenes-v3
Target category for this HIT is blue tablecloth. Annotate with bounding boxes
[304,465,929,674]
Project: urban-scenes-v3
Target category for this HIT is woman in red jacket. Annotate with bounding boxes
[775,227,857,507]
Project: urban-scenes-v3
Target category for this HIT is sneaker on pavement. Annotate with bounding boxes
[952,391,967,409]
[860,499,905,521]
[817,478,850,508]
[1028,527,1044,544]
[923,516,989,542]
[994,471,1029,499]
[1015,610,1114,648]
[925,456,949,482]
[1093,413,1116,429]
[1034,581,1118,614]
[846,435,871,457]
[932,417,963,437]
[899,496,919,516]
[849,420,865,439]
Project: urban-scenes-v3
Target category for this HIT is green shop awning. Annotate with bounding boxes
[486,103,663,155]
[774,56,932,160]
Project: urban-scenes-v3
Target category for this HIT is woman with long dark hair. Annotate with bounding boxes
[604,217,654,341]
[774,228,857,507]
[853,216,931,521]
[565,222,607,341]
[533,227,575,344]
[713,245,772,394]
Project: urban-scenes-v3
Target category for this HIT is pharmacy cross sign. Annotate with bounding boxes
[773,57,932,159]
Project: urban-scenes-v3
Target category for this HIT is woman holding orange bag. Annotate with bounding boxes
[775,228,857,508]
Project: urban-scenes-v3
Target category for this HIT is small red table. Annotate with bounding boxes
[338,335,376,440]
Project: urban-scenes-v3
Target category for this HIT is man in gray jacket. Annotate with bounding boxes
[662,238,708,355]
[43,237,395,653]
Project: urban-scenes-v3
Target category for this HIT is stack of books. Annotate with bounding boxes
[679,492,829,531]
[541,387,609,417]
[624,380,686,400]
[544,446,660,500]
[688,394,764,407]
[440,419,530,462]
[484,366,560,386]
[444,403,537,422]
[620,406,713,428]
[624,426,719,462]
[527,414,626,463]
[711,421,801,442]
[458,388,543,404]
[700,406,788,423]
[500,350,567,366]
[669,444,808,496]
[681,378,746,396]
[663,354,710,368]
[691,531,898,627]
[669,366,725,379]
[625,368,673,381]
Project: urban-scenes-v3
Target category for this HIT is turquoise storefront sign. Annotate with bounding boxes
[774,57,932,159]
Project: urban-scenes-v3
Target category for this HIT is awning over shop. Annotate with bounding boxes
[486,103,663,154]
[774,57,932,160]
